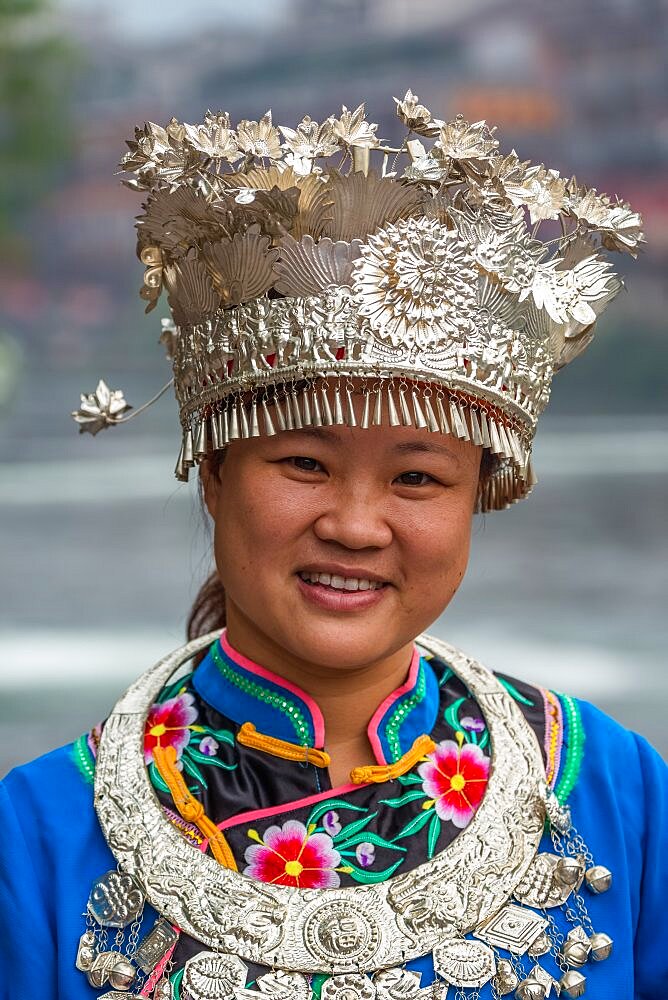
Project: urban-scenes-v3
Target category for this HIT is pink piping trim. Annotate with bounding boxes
[216,781,365,833]
[220,629,326,748]
[366,646,420,765]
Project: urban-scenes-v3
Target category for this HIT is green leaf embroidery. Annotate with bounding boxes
[443,696,466,733]
[427,812,441,859]
[336,831,406,853]
[396,773,423,786]
[345,857,405,884]
[332,811,378,843]
[148,760,170,794]
[181,754,207,788]
[391,807,433,842]
[379,788,427,809]
[306,798,367,828]
[498,676,534,707]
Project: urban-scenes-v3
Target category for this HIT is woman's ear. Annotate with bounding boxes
[200,457,221,519]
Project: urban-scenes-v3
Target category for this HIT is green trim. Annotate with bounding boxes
[71,732,96,786]
[554,693,585,804]
[210,641,312,744]
[384,659,427,762]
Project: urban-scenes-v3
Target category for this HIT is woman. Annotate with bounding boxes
[1,94,665,1000]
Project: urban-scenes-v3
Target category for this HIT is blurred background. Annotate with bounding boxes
[1,0,667,775]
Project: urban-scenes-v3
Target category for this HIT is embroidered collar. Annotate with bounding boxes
[192,630,440,764]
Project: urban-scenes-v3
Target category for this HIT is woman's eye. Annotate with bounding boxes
[288,456,322,472]
[396,471,434,487]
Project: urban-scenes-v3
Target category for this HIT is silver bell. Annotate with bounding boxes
[108,957,136,990]
[528,932,551,957]
[589,931,613,961]
[553,856,584,888]
[562,940,590,968]
[585,864,612,894]
[560,970,587,997]
[492,959,518,995]
[152,980,174,1000]
[515,980,547,1000]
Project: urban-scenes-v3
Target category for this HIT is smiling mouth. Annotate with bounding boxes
[297,571,388,593]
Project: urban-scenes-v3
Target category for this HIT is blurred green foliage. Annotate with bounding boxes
[0,0,78,261]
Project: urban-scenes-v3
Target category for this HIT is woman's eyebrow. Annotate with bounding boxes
[392,440,462,464]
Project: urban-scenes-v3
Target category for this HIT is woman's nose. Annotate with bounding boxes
[311,483,393,550]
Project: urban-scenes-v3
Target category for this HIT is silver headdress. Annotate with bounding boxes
[72,92,643,511]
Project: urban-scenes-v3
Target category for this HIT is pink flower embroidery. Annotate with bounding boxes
[144,692,198,764]
[244,819,341,888]
[418,738,489,829]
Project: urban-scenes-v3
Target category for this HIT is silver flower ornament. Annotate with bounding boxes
[72,380,132,435]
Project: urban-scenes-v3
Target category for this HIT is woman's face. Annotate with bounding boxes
[202,416,482,674]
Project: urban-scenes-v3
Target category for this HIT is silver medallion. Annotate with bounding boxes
[256,972,311,1000]
[475,903,547,955]
[321,974,376,1000]
[303,898,383,969]
[433,939,496,989]
[88,870,144,928]
[182,951,248,1000]
[134,918,179,973]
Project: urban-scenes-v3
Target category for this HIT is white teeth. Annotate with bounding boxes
[299,572,385,591]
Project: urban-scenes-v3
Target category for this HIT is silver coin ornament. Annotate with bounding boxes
[303,898,384,969]
[585,864,612,894]
[182,951,248,1000]
[559,970,587,997]
[75,929,98,972]
[254,971,312,1000]
[491,959,518,996]
[88,870,144,928]
[433,939,496,988]
[321,973,376,1000]
[589,931,613,961]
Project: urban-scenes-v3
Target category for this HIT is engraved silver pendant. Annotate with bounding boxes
[75,929,98,972]
[433,939,496,989]
[182,951,248,1000]
[88,870,144,928]
[321,974,376,1000]
[475,903,547,955]
[373,969,421,1000]
[134,918,179,974]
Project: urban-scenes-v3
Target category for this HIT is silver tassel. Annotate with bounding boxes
[174,442,187,481]
[239,399,250,439]
[372,386,384,426]
[526,454,538,487]
[333,384,345,425]
[250,399,260,438]
[219,410,228,447]
[361,391,371,429]
[479,409,492,449]
[424,395,440,433]
[274,394,287,432]
[227,402,240,441]
[468,408,484,446]
[183,427,194,464]
[387,387,401,427]
[399,389,412,426]
[311,388,323,427]
[194,418,208,457]
[291,391,303,430]
[489,418,504,456]
[412,391,428,429]
[436,395,451,435]
[449,398,469,440]
[261,399,277,436]
[302,389,312,427]
[320,387,334,425]
[346,388,357,427]
[211,411,221,451]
